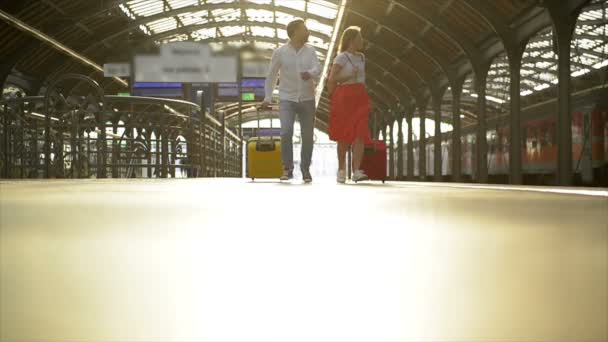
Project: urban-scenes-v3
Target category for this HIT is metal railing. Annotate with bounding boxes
[0,74,242,179]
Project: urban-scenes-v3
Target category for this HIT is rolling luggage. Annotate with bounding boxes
[247,107,282,180]
[247,137,282,180]
[360,140,387,183]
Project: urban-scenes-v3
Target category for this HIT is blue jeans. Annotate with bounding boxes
[279,100,316,171]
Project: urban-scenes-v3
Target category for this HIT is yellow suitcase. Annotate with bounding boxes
[247,136,282,180]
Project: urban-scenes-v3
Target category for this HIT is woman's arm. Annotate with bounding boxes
[328,63,356,84]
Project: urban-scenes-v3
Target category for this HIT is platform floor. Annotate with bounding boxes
[1,178,607,341]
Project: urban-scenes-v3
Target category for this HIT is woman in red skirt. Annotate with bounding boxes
[328,26,371,183]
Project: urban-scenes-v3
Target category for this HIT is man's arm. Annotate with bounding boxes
[264,48,281,104]
[307,48,322,82]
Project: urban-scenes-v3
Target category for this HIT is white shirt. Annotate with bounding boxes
[264,41,322,103]
[334,51,365,84]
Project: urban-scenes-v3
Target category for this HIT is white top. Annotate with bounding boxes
[264,41,322,103]
[333,51,365,85]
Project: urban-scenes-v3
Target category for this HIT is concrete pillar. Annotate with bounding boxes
[452,84,463,182]
[433,95,443,182]
[508,47,524,185]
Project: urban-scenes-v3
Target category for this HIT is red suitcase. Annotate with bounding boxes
[359,140,387,183]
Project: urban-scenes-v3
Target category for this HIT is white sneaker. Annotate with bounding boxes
[280,169,293,181]
[337,170,346,183]
[352,169,369,182]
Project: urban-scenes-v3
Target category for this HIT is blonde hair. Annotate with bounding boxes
[338,26,362,53]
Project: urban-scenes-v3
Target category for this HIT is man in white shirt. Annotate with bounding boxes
[262,19,321,183]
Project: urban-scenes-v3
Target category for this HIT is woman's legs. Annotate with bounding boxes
[352,138,364,171]
[337,141,349,171]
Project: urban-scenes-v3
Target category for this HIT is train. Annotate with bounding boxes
[398,86,608,186]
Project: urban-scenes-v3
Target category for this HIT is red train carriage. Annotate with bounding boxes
[404,88,607,186]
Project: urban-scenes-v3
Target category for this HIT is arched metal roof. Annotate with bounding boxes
[1,0,607,130]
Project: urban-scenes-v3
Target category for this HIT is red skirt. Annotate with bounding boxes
[329,83,372,144]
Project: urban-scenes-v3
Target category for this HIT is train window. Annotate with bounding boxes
[551,123,557,146]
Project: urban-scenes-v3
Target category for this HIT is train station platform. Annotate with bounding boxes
[1,179,607,341]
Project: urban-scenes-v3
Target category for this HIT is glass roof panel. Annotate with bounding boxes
[119,0,343,110]
[191,27,217,40]
[309,39,329,51]
[170,0,199,10]
[148,17,178,34]
[254,41,279,51]
[246,0,272,4]
[220,26,246,37]
[275,0,306,12]
[206,0,236,4]
[179,10,209,26]
[308,1,338,19]
[128,0,164,17]
[163,34,190,43]
[276,28,289,40]
[477,1,606,105]
[305,19,333,37]
[274,13,298,26]
[211,8,241,22]
[246,9,275,23]
[250,26,276,38]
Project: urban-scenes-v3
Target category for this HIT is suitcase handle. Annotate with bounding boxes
[255,105,275,136]
[364,145,377,154]
[256,139,276,152]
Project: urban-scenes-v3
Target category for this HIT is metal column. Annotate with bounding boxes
[475,70,489,183]
[112,124,119,178]
[220,111,226,177]
[200,94,208,177]
[387,116,394,179]
[433,95,442,182]
[406,108,414,180]
[2,106,9,178]
[98,117,107,178]
[44,100,51,178]
[380,121,387,178]
[554,15,576,186]
[237,52,243,178]
[452,84,463,182]
[160,114,169,178]
[396,113,404,180]
[419,101,428,181]
[508,48,524,185]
